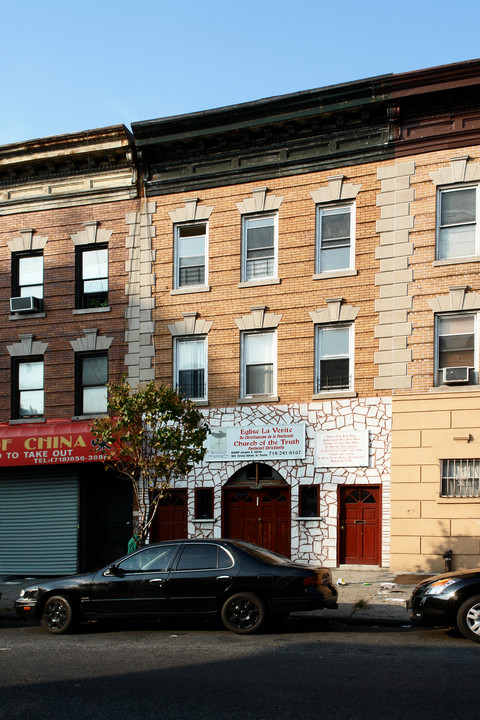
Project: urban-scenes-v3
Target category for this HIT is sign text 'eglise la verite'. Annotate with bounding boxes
[205,424,306,462]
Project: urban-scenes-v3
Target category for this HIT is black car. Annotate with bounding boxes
[408,568,480,642]
[15,539,338,635]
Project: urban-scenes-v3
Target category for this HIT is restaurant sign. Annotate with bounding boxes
[0,420,107,467]
[205,424,305,462]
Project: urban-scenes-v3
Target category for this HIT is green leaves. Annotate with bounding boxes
[90,379,210,542]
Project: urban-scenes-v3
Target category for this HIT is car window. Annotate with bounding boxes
[118,545,177,573]
[176,544,232,571]
[231,540,292,565]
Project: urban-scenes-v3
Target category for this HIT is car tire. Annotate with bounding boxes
[456,594,480,643]
[41,595,77,634]
[221,592,266,634]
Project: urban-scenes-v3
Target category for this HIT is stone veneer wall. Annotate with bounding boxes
[174,397,391,568]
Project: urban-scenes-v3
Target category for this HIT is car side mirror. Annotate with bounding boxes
[105,564,119,576]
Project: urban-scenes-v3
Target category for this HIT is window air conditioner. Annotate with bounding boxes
[442,366,470,384]
[10,296,43,313]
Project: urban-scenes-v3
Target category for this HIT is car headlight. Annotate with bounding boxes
[19,588,39,600]
[424,578,459,595]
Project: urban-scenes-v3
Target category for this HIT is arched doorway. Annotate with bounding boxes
[338,486,381,565]
[150,490,188,543]
[223,463,291,557]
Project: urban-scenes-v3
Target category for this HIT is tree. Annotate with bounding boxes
[91,379,209,546]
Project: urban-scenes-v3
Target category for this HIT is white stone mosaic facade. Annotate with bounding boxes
[173,397,391,568]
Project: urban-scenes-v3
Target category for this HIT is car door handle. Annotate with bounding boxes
[216,576,232,581]
[149,578,164,585]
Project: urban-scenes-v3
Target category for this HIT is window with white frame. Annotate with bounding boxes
[316,204,354,273]
[242,214,277,282]
[437,186,478,260]
[174,223,207,289]
[441,459,480,498]
[175,337,207,401]
[436,314,477,386]
[241,331,276,397]
[315,324,352,392]
[13,358,44,418]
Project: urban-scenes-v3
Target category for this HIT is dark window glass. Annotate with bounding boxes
[176,544,219,570]
[299,486,319,517]
[195,488,214,519]
[76,353,108,415]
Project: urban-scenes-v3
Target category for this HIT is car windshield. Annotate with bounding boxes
[231,540,296,566]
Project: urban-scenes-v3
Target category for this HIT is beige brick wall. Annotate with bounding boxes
[391,391,480,572]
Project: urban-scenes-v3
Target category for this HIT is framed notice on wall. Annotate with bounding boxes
[314,430,369,467]
[205,424,306,462]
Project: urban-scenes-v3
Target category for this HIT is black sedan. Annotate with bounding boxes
[408,568,480,642]
[15,539,338,635]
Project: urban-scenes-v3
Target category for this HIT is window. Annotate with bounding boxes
[175,338,207,401]
[242,214,276,281]
[441,459,480,498]
[12,358,44,418]
[299,486,319,517]
[436,314,476,386]
[76,244,108,309]
[241,332,276,397]
[437,187,479,260]
[195,488,214,520]
[176,543,231,571]
[316,204,354,273]
[315,324,352,392]
[75,353,108,415]
[12,252,44,300]
[174,223,207,288]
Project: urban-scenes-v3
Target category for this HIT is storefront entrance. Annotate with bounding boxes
[223,463,291,557]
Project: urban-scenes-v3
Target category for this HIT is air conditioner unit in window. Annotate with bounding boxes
[10,296,43,313]
[443,366,471,384]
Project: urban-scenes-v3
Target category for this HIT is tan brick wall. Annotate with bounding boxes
[391,392,480,573]
[150,163,383,406]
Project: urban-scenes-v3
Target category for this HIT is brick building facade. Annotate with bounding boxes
[2,60,480,574]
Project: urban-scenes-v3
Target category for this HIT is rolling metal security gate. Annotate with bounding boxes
[0,471,79,575]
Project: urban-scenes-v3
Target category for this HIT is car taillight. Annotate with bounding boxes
[303,575,319,587]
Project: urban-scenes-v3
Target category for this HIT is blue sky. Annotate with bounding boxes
[2,0,480,146]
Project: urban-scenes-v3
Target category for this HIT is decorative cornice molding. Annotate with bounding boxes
[7,229,48,253]
[310,176,361,204]
[69,328,113,352]
[7,333,48,357]
[71,221,113,246]
[427,286,480,312]
[168,197,214,224]
[309,297,360,324]
[430,156,480,186]
[235,305,282,330]
[167,312,213,336]
[236,187,283,215]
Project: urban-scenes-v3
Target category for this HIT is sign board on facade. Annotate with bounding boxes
[0,420,106,467]
[205,424,306,462]
[315,430,369,467]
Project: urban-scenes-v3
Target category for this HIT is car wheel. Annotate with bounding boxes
[41,595,76,634]
[456,595,480,643]
[221,592,266,634]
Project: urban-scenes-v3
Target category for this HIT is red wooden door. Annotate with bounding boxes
[150,490,187,543]
[339,487,380,565]
[224,487,291,557]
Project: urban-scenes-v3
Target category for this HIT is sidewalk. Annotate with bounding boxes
[0,567,429,626]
